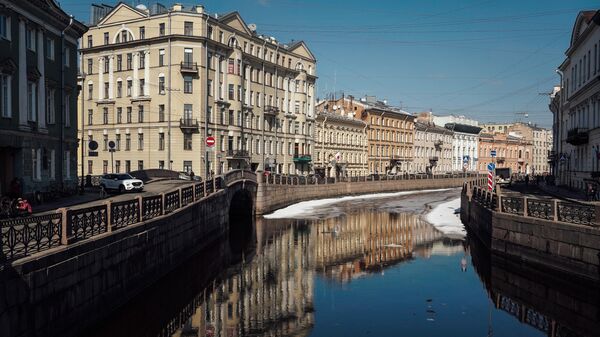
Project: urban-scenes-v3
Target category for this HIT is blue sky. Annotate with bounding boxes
[58,0,600,128]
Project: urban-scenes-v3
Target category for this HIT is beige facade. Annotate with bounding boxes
[313,106,368,177]
[414,121,454,174]
[78,3,316,179]
[532,127,553,174]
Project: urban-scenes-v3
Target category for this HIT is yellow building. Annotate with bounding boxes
[78,3,317,178]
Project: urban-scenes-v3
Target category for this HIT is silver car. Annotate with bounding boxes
[100,173,144,193]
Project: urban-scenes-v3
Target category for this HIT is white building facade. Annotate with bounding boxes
[433,116,482,172]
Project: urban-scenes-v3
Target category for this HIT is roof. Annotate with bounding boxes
[444,123,482,135]
[316,111,366,127]
[362,99,413,118]
[415,121,453,135]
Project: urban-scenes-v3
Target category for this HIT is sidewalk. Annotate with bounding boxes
[504,182,593,204]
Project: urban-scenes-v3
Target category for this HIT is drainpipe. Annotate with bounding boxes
[261,40,267,172]
[204,13,210,180]
[363,122,368,176]
[167,10,172,170]
[79,71,86,194]
[321,115,328,176]
[555,69,564,181]
[60,15,74,190]
[274,45,280,173]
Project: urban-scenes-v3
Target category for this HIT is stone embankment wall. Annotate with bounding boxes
[462,185,600,282]
[256,176,468,214]
[1,182,256,337]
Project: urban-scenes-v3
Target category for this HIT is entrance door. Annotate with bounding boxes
[0,147,14,196]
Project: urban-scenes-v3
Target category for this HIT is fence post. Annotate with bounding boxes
[203,180,207,197]
[213,178,216,192]
[105,200,112,233]
[137,196,143,223]
[58,207,68,245]
[192,184,195,202]
[553,199,559,221]
[179,187,183,208]
[161,193,166,215]
[497,195,502,212]
[523,197,528,217]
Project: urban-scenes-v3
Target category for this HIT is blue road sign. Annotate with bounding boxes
[491,150,497,157]
[463,155,469,163]
[487,163,495,171]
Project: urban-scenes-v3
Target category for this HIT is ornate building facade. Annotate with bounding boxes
[0,0,87,196]
[79,3,316,179]
[413,120,454,174]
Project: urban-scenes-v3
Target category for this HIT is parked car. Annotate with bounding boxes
[100,173,144,193]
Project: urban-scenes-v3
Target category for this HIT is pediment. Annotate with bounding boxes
[98,3,147,26]
[219,12,252,35]
[288,41,316,61]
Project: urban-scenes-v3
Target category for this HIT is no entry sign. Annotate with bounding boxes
[206,136,216,147]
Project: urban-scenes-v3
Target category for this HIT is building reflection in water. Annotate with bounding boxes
[166,209,457,337]
[469,233,600,337]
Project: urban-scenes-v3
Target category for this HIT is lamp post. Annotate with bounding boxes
[79,71,86,194]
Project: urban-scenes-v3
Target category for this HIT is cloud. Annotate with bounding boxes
[257,0,270,6]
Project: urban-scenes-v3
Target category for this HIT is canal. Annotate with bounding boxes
[82,189,599,337]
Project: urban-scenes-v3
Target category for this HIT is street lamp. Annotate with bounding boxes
[79,71,87,194]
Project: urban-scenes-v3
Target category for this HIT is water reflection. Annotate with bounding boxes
[469,233,600,337]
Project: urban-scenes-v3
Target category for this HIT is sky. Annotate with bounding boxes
[57,0,600,128]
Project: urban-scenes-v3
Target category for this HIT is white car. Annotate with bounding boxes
[100,173,144,193]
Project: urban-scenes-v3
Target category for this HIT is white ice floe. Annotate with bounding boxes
[425,197,466,237]
[263,188,452,219]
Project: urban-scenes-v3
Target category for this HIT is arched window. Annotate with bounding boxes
[114,28,135,44]
[295,62,304,71]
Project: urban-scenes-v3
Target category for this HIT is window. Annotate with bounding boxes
[159,23,165,36]
[125,134,131,150]
[32,149,41,181]
[104,82,109,99]
[219,31,224,43]
[103,32,109,45]
[184,75,193,93]
[65,94,70,127]
[138,133,144,150]
[117,107,122,123]
[0,19,13,42]
[116,55,122,71]
[158,161,164,170]
[139,26,145,40]
[103,107,109,124]
[49,150,55,180]
[159,133,165,150]
[126,53,132,70]
[117,80,122,98]
[159,49,165,66]
[184,133,192,150]
[228,84,234,100]
[87,35,92,48]
[208,25,213,39]
[184,21,193,36]
[126,107,132,123]
[184,48,193,65]
[159,104,165,122]
[87,160,93,174]
[207,106,212,123]
[87,59,93,75]
[121,30,128,43]
[137,160,143,171]
[159,76,165,94]
[64,47,70,67]
[138,105,144,122]
[26,27,36,51]
[183,104,193,120]
[228,58,235,74]
[27,82,37,121]
[207,79,212,96]
[183,161,192,174]
[0,74,11,118]
[125,160,131,172]
[46,88,56,124]
[126,80,132,96]
[103,135,108,150]
[87,109,93,125]
[46,38,54,60]
[139,53,145,69]
[115,160,121,173]
[139,79,145,96]
[294,101,300,113]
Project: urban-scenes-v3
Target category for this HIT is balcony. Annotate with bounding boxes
[242,104,253,112]
[179,118,199,132]
[293,154,312,163]
[428,156,439,162]
[226,150,250,159]
[391,155,411,162]
[180,62,199,74]
[264,105,279,116]
[216,98,231,107]
[434,140,443,148]
[566,128,589,145]
[496,157,506,163]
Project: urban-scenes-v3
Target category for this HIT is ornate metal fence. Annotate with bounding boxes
[68,205,108,242]
[142,195,163,221]
[194,183,204,200]
[557,202,596,226]
[1,213,63,261]
[526,199,553,220]
[111,199,140,230]
[181,186,194,206]
[164,190,181,214]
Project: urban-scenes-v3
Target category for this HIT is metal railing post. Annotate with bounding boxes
[58,207,68,245]
[105,200,112,233]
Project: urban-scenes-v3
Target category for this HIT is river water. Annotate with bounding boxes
[84,189,599,337]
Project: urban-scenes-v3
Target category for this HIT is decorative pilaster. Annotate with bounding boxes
[18,17,27,129]
[143,50,149,96]
[222,56,227,99]
[37,28,46,132]
[98,57,104,99]
[108,55,114,99]
[133,52,139,97]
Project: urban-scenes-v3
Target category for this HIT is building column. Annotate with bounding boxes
[37,28,46,132]
[283,78,289,113]
[18,17,28,129]
[133,52,139,97]
[98,57,104,99]
[143,50,149,96]
[108,55,114,99]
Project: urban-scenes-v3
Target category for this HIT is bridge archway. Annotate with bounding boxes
[228,187,255,258]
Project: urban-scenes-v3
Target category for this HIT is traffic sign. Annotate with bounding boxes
[487,163,495,171]
[88,140,98,151]
[491,150,496,157]
[463,155,469,164]
[206,136,216,147]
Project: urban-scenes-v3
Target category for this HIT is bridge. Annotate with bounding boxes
[0,170,471,337]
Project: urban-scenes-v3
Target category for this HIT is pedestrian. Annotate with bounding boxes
[189,170,195,180]
[524,174,529,186]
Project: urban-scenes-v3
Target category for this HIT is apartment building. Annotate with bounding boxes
[79,2,316,178]
[413,121,454,174]
[314,100,368,177]
[555,10,600,189]
[478,132,533,174]
[0,0,87,196]
[532,126,552,174]
[433,115,482,172]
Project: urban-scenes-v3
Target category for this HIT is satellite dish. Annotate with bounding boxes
[248,23,257,32]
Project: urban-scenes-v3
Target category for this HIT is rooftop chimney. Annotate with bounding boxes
[172,3,183,11]
[194,5,204,14]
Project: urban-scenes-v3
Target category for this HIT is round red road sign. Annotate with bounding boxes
[206,136,216,147]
